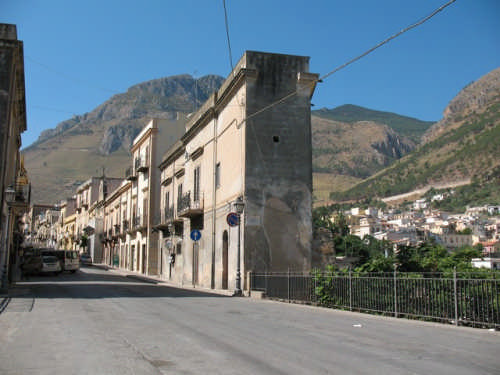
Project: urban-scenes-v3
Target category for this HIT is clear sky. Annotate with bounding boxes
[2,0,499,147]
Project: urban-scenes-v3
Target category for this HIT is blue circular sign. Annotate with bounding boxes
[190,229,201,241]
[226,212,239,227]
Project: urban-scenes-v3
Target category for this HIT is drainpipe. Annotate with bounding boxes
[211,110,218,289]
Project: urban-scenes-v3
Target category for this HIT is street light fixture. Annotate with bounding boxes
[232,196,245,296]
[167,223,174,279]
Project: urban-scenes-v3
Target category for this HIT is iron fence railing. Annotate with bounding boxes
[249,271,500,328]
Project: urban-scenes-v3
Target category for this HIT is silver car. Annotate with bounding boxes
[41,255,62,275]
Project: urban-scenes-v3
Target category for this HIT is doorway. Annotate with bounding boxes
[222,230,228,289]
[130,245,135,271]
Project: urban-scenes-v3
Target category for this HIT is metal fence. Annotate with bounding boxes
[249,271,500,328]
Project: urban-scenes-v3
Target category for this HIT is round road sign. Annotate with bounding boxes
[226,212,239,227]
[190,229,201,241]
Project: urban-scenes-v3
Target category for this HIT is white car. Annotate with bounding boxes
[41,255,62,275]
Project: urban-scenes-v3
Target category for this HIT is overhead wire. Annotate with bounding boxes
[241,0,458,125]
[222,0,234,73]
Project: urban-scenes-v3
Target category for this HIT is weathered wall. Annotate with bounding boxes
[244,52,313,272]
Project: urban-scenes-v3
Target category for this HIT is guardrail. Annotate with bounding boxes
[249,271,500,328]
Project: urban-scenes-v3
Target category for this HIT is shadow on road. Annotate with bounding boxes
[14,267,228,300]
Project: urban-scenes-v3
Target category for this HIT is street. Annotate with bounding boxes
[0,267,498,375]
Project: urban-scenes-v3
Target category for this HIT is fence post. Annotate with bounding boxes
[453,267,458,326]
[349,269,352,312]
[265,271,268,295]
[287,268,290,303]
[394,269,398,318]
[248,271,252,295]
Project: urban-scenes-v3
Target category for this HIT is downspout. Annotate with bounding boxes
[211,110,218,289]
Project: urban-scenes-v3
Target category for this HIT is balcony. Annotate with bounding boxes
[154,206,182,232]
[177,191,204,218]
[9,183,31,208]
[122,220,129,233]
[135,156,149,173]
[113,224,120,238]
[125,166,137,181]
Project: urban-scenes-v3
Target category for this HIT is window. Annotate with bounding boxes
[177,184,183,202]
[215,162,221,189]
[194,166,201,202]
[165,191,170,208]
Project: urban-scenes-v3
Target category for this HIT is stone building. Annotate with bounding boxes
[102,118,183,273]
[157,51,318,290]
[74,177,122,260]
[0,23,29,289]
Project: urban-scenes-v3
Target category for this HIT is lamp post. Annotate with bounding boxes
[167,223,173,279]
[1,187,16,291]
[232,196,245,296]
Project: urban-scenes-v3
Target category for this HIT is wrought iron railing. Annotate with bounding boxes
[177,191,203,214]
[164,206,175,222]
[249,271,500,328]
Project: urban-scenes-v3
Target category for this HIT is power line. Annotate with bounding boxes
[222,0,234,73]
[243,0,457,125]
[320,0,457,81]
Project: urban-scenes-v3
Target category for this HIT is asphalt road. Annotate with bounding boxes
[0,267,498,375]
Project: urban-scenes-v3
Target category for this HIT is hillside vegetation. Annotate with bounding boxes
[313,104,434,143]
[332,67,500,204]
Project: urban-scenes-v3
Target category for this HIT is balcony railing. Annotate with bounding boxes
[164,206,175,223]
[135,156,149,173]
[122,220,129,232]
[125,166,137,181]
[177,191,204,218]
[10,183,31,206]
[133,216,140,228]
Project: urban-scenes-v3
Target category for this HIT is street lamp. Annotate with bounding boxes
[232,196,245,296]
[1,187,16,291]
[167,223,174,279]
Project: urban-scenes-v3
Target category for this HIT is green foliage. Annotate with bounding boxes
[331,101,500,205]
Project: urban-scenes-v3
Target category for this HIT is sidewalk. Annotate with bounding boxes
[91,263,238,297]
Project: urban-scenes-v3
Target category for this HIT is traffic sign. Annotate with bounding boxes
[190,229,201,241]
[226,212,239,227]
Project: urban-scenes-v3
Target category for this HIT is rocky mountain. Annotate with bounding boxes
[23,75,224,204]
[313,104,434,143]
[333,67,500,203]
[311,114,418,179]
[23,73,436,205]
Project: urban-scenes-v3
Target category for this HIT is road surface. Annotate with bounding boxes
[0,266,498,374]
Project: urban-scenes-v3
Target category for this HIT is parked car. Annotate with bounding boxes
[40,255,62,275]
[80,253,92,266]
[41,249,80,273]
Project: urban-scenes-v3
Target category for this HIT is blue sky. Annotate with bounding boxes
[2,0,499,147]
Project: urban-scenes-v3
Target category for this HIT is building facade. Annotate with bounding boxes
[157,51,318,290]
[0,23,29,289]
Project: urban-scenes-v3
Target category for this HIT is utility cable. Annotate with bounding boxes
[242,0,457,125]
[222,0,234,73]
[320,0,457,81]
